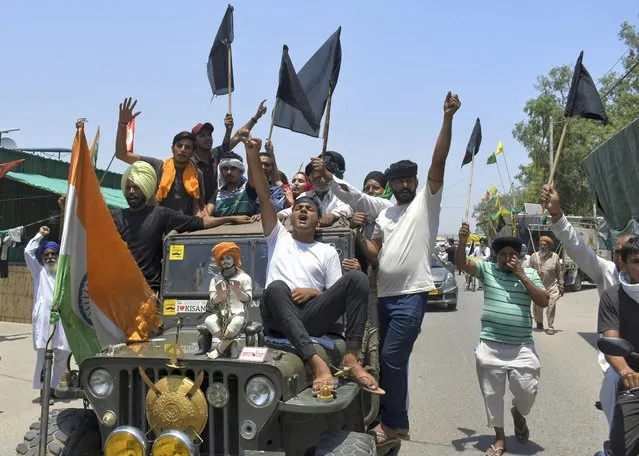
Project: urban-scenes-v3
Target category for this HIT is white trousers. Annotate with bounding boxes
[205,312,246,339]
[33,348,71,390]
[600,366,620,429]
[475,339,541,428]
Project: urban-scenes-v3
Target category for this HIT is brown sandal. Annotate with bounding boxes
[368,428,400,453]
[334,365,385,395]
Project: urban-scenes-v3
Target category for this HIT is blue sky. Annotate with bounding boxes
[0,1,636,234]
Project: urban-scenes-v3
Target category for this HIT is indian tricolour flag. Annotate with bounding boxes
[53,122,160,364]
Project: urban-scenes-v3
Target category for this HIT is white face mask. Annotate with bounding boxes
[220,255,235,270]
[620,272,639,305]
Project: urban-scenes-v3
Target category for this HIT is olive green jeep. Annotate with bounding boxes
[17,222,379,456]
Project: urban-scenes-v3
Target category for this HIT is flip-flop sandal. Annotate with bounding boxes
[367,429,400,453]
[334,365,385,395]
[514,419,529,442]
[485,444,505,456]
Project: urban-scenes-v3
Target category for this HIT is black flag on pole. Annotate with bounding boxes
[276,46,320,132]
[273,27,342,138]
[461,118,482,167]
[564,51,608,124]
[207,4,234,96]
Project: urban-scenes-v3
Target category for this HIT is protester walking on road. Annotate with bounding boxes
[529,236,564,335]
[456,223,549,456]
[24,226,71,405]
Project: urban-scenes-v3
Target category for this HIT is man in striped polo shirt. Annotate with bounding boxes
[456,222,549,456]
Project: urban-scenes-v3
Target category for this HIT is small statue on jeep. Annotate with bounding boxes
[197,242,252,359]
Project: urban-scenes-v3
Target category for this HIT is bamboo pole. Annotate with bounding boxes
[320,87,334,160]
[464,151,476,223]
[547,118,570,187]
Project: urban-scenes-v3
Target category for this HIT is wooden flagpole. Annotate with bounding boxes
[227,45,233,115]
[268,99,279,142]
[464,151,476,223]
[320,87,334,160]
[547,117,570,187]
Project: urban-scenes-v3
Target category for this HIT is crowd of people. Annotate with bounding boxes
[24,93,638,455]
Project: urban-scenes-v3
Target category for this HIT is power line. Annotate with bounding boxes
[601,58,639,100]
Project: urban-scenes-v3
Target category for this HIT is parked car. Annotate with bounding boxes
[428,253,458,311]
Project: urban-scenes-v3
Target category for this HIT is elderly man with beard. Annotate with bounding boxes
[541,185,638,432]
[457,225,549,456]
[243,134,382,397]
[24,226,71,405]
[529,236,564,335]
[356,92,461,447]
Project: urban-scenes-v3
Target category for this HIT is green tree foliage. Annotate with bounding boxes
[474,20,639,219]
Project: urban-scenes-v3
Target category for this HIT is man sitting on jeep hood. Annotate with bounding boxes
[243,133,383,395]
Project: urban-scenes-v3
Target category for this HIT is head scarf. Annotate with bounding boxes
[492,236,523,255]
[323,151,345,178]
[121,161,158,200]
[218,152,246,188]
[539,236,554,247]
[385,160,418,180]
[39,241,60,256]
[212,242,242,269]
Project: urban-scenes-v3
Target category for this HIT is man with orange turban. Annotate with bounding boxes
[529,235,564,335]
[205,242,252,359]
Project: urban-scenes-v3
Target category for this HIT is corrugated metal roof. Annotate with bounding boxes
[5,171,127,209]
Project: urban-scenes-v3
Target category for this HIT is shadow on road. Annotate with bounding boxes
[0,332,30,342]
[578,332,600,351]
[451,427,545,454]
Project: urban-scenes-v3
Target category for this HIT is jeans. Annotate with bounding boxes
[378,292,428,430]
[261,270,369,361]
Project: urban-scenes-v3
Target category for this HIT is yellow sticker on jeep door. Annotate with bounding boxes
[169,245,184,260]
[163,299,177,315]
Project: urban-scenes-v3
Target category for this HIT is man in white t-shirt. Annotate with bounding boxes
[357,91,461,445]
[243,134,383,396]
[474,238,492,260]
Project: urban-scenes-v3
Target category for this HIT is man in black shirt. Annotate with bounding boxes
[598,236,639,455]
[60,161,252,292]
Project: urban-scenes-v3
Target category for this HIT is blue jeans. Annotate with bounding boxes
[378,292,428,430]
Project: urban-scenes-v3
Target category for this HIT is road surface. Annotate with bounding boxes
[0,276,608,455]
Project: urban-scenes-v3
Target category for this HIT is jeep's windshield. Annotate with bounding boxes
[162,239,269,298]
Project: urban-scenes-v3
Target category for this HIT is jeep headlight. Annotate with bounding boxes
[246,375,276,408]
[105,426,148,456]
[152,430,196,456]
[88,368,114,398]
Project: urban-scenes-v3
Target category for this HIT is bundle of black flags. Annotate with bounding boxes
[273,27,342,138]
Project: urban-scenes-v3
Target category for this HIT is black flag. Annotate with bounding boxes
[207,4,234,96]
[273,27,342,138]
[276,46,320,132]
[564,51,608,124]
[461,118,482,167]
[495,213,506,232]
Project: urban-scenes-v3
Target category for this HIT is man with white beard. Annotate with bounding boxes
[24,226,71,405]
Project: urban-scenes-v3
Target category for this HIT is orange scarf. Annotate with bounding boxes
[156,158,200,203]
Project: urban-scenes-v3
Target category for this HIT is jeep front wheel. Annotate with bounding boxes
[16,409,101,456]
[315,429,376,456]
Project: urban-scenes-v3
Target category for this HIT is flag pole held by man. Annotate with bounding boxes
[53,121,161,364]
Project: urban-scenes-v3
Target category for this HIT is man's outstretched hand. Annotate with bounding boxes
[444,92,461,118]
[458,222,470,243]
[119,97,141,125]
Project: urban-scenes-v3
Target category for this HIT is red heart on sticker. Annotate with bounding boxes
[178,305,185,311]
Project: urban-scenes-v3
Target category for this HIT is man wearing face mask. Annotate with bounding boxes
[24,226,71,405]
[278,158,353,227]
[457,223,549,456]
[529,236,564,335]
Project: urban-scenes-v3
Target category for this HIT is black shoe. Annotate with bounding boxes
[536,323,544,330]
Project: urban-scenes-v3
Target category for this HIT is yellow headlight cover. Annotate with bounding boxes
[104,431,145,456]
[152,434,192,456]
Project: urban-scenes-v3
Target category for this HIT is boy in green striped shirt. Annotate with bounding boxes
[456,222,549,456]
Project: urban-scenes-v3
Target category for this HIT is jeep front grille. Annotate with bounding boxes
[118,367,240,456]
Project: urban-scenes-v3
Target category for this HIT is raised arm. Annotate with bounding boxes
[455,222,478,276]
[428,92,461,194]
[329,175,391,219]
[542,185,607,283]
[228,100,267,150]
[115,98,142,165]
[24,227,47,277]
[244,134,278,236]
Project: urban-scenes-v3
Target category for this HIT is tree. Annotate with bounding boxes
[511,20,639,216]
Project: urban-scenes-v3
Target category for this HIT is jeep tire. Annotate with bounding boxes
[315,429,376,456]
[16,409,101,456]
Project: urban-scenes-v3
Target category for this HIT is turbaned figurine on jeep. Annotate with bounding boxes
[200,242,252,359]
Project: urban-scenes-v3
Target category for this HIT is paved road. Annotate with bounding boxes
[0,276,608,455]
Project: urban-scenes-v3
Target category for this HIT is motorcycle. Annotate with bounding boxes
[596,336,639,456]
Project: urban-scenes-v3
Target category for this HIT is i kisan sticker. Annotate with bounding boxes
[163,299,177,315]
[169,245,184,260]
